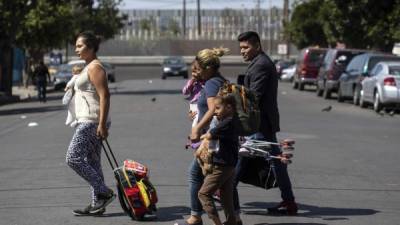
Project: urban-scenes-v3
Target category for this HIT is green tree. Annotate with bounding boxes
[0,0,125,95]
[18,0,74,60]
[287,0,400,51]
[2,0,125,60]
[285,0,328,49]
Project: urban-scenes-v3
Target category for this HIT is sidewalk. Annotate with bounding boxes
[0,85,38,106]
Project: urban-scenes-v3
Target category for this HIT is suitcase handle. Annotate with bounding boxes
[101,139,120,170]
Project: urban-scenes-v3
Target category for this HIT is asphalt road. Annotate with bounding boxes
[114,64,248,81]
[0,66,399,225]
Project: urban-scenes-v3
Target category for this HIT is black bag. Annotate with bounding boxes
[238,157,278,190]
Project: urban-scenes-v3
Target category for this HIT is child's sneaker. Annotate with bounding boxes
[90,190,116,213]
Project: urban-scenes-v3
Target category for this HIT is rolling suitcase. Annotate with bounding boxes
[101,140,158,220]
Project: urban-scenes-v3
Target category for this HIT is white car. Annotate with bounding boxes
[280,64,296,82]
[360,61,400,111]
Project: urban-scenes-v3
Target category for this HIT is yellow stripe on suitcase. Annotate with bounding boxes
[137,179,151,208]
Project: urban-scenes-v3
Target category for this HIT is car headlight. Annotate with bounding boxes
[181,66,187,71]
[163,67,171,72]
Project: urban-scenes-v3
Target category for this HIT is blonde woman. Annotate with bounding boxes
[177,47,232,225]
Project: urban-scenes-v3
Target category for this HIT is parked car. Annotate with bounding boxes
[337,53,400,104]
[53,63,80,90]
[102,62,116,83]
[68,60,116,83]
[161,56,188,79]
[54,60,116,90]
[275,59,295,78]
[359,61,400,111]
[316,48,367,99]
[292,47,327,90]
[280,64,296,82]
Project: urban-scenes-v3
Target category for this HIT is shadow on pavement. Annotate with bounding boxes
[0,105,65,116]
[111,89,181,95]
[20,94,63,103]
[242,202,378,219]
[95,212,127,218]
[98,206,191,221]
[255,223,327,225]
[156,205,191,222]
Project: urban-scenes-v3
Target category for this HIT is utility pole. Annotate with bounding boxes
[256,0,261,33]
[269,0,273,55]
[197,0,201,36]
[283,0,290,59]
[182,0,186,37]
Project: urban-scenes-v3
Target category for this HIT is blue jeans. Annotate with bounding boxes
[188,158,204,216]
[233,132,295,212]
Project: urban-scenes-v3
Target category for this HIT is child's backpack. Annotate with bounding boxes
[102,141,158,221]
[218,82,260,136]
[114,160,158,220]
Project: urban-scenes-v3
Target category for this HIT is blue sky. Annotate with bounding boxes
[119,0,288,9]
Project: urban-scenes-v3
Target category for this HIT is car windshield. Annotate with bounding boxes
[306,50,325,66]
[164,58,184,65]
[389,66,400,77]
[368,56,400,71]
[58,64,73,73]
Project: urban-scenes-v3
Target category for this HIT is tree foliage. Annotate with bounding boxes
[286,0,400,51]
[0,0,125,59]
[285,0,328,49]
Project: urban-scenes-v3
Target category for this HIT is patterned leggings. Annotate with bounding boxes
[66,122,110,205]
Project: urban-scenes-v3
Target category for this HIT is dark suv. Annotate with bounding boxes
[316,48,367,99]
[292,47,327,90]
[337,53,400,104]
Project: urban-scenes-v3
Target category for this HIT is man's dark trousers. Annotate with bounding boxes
[232,131,295,212]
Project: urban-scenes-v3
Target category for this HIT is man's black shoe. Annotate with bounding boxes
[90,190,116,213]
[267,200,298,215]
[73,205,105,216]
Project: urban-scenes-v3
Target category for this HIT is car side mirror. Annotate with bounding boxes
[237,74,245,85]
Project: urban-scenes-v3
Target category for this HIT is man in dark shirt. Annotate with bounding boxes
[34,61,50,103]
[234,31,298,215]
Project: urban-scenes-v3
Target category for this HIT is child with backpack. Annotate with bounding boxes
[197,94,239,225]
[182,60,204,127]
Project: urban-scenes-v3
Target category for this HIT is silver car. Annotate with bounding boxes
[360,61,400,111]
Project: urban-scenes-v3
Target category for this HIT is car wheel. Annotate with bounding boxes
[316,83,323,97]
[373,91,382,112]
[292,79,298,89]
[299,81,305,91]
[323,87,331,99]
[337,86,344,102]
[183,73,188,79]
[353,87,360,105]
[359,90,367,108]
[161,75,167,80]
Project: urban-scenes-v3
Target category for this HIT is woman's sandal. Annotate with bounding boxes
[173,220,203,225]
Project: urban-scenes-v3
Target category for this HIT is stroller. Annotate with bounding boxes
[237,138,295,190]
